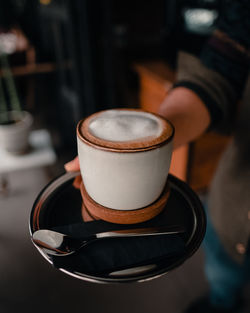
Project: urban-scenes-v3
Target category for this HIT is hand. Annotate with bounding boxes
[64,156,81,189]
[64,157,97,222]
[158,87,211,148]
[64,156,80,172]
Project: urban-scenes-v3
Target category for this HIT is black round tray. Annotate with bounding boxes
[29,172,206,284]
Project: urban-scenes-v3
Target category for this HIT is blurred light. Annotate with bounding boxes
[40,0,52,5]
[183,8,218,35]
[0,33,17,54]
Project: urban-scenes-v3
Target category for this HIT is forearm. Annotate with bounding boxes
[158,87,211,149]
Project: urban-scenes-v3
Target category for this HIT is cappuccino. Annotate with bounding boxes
[88,110,162,142]
[78,109,173,151]
[77,109,174,210]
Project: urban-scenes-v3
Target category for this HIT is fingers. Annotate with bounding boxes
[64,156,80,172]
[72,175,82,190]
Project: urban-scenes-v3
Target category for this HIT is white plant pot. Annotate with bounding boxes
[0,111,33,154]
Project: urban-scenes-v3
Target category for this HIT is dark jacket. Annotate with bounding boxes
[174,0,250,263]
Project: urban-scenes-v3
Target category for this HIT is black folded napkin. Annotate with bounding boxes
[51,220,186,276]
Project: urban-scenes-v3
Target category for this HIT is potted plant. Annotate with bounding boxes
[0,48,33,155]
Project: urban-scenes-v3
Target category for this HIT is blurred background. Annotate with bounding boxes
[1,1,244,313]
[0,0,222,157]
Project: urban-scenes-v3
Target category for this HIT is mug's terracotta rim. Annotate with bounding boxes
[77,108,175,153]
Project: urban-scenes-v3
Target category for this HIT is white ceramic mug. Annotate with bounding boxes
[77,109,174,210]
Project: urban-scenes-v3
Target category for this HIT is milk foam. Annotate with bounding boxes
[88,110,162,142]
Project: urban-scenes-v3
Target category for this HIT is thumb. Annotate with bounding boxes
[64,156,80,172]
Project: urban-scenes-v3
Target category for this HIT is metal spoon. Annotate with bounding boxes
[32,225,185,256]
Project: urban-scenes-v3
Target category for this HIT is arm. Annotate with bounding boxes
[158,87,211,149]
[159,0,250,145]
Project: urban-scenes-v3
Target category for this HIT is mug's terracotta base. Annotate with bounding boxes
[80,182,170,224]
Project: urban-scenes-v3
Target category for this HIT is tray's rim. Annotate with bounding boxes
[29,172,206,284]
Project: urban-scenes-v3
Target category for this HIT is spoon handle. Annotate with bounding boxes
[94,225,185,240]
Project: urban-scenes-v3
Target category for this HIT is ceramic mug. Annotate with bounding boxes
[77,109,174,210]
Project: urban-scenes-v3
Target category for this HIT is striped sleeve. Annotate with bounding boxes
[174,0,250,133]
